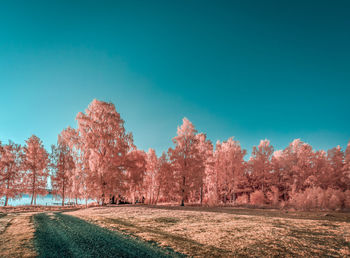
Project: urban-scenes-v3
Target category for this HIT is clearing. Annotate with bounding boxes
[67,205,350,257]
[1,205,350,257]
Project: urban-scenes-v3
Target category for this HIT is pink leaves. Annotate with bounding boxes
[1,100,350,210]
[23,135,50,205]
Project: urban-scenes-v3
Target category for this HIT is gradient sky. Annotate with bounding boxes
[0,0,349,157]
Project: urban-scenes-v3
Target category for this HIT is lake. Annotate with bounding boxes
[0,194,94,206]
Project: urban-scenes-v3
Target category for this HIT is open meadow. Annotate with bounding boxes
[66,205,350,257]
[0,205,350,257]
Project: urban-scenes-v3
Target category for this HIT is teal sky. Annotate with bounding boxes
[0,0,349,156]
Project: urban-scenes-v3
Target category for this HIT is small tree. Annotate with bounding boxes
[168,118,204,206]
[23,135,49,205]
[248,139,273,193]
[154,152,173,204]
[144,149,158,204]
[214,138,246,204]
[125,149,147,204]
[0,141,23,206]
[50,138,75,206]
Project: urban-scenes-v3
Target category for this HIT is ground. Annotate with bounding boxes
[67,205,350,257]
[1,205,350,257]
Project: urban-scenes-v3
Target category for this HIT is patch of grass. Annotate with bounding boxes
[0,213,37,257]
[154,217,180,224]
[0,212,6,219]
[34,213,184,258]
[105,217,134,227]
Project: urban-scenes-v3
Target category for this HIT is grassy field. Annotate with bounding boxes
[67,205,350,257]
[0,205,349,257]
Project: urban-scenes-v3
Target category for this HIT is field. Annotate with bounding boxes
[68,205,350,257]
[0,205,350,257]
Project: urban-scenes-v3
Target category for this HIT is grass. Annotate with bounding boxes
[0,205,80,214]
[1,205,349,257]
[33,212,184,258]
[0,212,37,257]
[67,205,350,257]
[154,217,180,224]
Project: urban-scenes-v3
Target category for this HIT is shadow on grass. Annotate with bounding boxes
[33,213,184,258]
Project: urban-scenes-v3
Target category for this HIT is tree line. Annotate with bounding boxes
[1,99,349,210]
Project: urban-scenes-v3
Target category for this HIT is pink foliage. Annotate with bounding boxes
[1,99,350,210]
[289,187,345,210]
[23,135,49,205]
[235,194,249,205]
[250,190,265,205]
[0,141,23,206]
[168,118,206,206]
[344,190,350,209]
[266,186,279,206]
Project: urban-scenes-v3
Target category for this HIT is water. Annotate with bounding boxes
[0,194,95,206]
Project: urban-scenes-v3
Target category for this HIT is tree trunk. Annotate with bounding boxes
[200,186,203,206]
[181,176,186,206]
[62,193,65,206]
[31,169,36,205]
[62,183,65,206]
[4,181,9,206]
[155,185,161,205]
[102,195,105,205]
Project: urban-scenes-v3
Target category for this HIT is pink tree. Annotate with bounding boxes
[125,149,147,204]
[60,127,89,205]
[0,141,23,206]
[310,150,329,189]
[154,152,174,204]
[144,148,158,204]
[168,118,204,206]
[327,146,345,189]
[214,138,246,204]
[23,135,49,205]
[344,141,350,190]
[273,139,314,201]
[50,134,75,206]
[196,133,213,205]
[75,99,134,205]
[248,139,274,193]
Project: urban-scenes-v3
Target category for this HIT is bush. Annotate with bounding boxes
[235,194,248,205]
[289,187,345,210]
[250,190,265,205]
[266,186,279,206]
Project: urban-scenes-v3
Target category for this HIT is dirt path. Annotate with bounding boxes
[0,213,37,257]
[33,213,183,258]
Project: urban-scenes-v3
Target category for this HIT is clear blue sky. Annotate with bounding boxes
[0,0,349,156]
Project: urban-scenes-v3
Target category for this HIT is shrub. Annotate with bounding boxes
[235,194,248,205]
[289,187,345,210]
[266,186,279,206]
[250,190,265,205]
